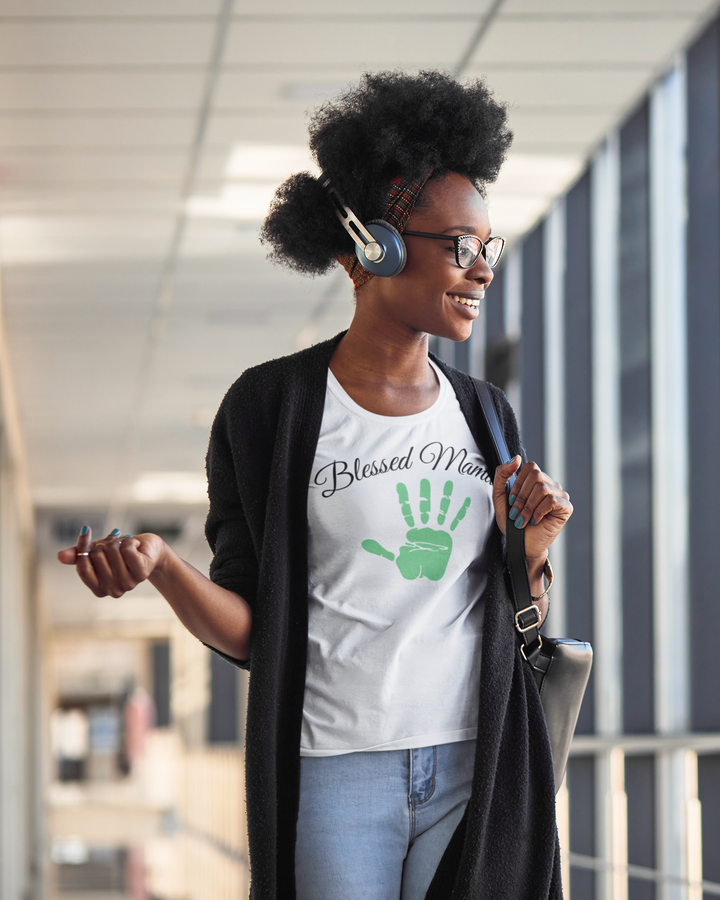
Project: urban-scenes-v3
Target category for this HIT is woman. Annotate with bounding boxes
[59,72,572,900]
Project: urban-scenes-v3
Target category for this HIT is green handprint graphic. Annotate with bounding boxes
[362,479,471,581]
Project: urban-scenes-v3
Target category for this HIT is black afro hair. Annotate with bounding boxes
[260,70,512,276]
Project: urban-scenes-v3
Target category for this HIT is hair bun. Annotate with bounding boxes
[261,172,348,275]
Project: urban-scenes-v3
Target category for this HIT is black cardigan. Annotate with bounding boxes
[205,333,562,900]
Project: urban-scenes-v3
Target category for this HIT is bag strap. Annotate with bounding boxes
[472,379,543,659]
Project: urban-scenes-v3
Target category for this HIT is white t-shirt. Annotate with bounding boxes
[301,361,495,756]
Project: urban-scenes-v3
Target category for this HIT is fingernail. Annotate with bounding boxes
[509,506,519,521]
[530,517,535,526]
[123,534,133,538]
[80,525,89,536]
[110,528,120,536]
[514,516,525,529]
[509,494,516,506]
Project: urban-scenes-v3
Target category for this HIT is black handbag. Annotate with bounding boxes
[474,379,593,790]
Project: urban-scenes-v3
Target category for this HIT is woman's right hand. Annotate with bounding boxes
[57,526,168,599]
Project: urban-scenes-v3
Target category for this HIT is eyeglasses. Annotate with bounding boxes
[403,231,505,269]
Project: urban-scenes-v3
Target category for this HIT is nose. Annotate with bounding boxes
[466,251,493,288]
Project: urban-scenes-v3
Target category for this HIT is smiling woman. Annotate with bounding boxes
[59,70,572,900]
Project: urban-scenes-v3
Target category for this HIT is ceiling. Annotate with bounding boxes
[1,0,717,528]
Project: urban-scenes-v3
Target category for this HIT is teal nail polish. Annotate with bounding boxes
[124,534,133,539]
[509,506,519,521]
[530,517,535,526]
[110,528,120,536]
[509,494,516,506]
[80,525,89,536]
[514,516,525,529]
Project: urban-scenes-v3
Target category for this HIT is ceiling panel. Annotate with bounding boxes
[192,147,236,182]
[485,192,565,239]
[203,110,311,148]
[5,294,157,325]
[231,0,494,15]
[223,21,471,67]
[0,112,196,149]
[0,0,222,15]
[7,344,151,421]
[0,150,189,184]
[0,0,492,15]
[489,153,585,194]
[2,257,164,292]
[0,21,215,66]
[213,69,358,110]
[467,65,653,111]
[0,214,176,262]
[0,187,182,215]
[475,19,704,65]
[10,343,152,417]
[502,0,714,12]
[178,218,266,258]
[172,241,334,306]
[0,71,206,110]
[505,108,618,150]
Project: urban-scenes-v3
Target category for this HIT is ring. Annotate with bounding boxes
[76,551,90,557]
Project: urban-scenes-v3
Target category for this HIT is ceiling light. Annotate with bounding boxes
[187,143,320,221]
[186,183,276,221]
[224,143,318,181]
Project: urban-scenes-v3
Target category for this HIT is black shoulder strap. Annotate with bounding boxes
[472,379,514,482]
[472,379,542,657]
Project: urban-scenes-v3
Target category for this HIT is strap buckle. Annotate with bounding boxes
[520,633,544,664]
[515,603,541,634]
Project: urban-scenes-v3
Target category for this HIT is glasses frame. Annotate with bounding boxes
[403,230,505,269]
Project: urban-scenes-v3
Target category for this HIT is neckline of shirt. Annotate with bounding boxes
[326,358,449,424]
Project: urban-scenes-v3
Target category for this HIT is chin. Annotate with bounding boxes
[433,324,474,343]
[414,316,474,343]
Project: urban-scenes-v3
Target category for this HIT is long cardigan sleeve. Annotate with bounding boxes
[204,333,562,900]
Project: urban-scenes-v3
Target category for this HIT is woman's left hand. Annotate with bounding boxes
[492,455,573,560]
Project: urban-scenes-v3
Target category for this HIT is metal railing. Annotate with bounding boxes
[568,853,720,896]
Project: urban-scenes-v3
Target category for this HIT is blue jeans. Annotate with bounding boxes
[295,739,475,900]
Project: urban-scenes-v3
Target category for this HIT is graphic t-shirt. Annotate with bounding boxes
[301,361,495,756]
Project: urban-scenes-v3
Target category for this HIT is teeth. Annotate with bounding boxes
[448,294,480,308]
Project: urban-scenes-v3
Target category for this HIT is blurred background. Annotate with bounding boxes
[1,1,720,899]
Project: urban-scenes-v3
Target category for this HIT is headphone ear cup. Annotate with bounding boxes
[354,220,407,277]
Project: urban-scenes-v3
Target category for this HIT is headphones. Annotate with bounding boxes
[323,179,407,277]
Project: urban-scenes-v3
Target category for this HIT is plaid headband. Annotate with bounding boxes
[336,172,432,289]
